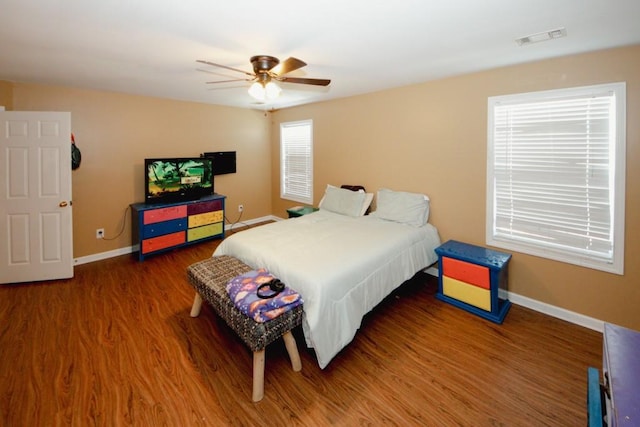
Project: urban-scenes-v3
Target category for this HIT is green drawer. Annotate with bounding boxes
[187,222,223,242]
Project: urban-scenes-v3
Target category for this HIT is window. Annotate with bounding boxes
[280,120,313,204]
[487,82,626,274]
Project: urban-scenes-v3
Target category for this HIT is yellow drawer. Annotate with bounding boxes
[187,222,223,241]
[443,276,491,311]
[188,210,224,228]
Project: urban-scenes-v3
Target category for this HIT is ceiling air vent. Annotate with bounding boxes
[516,27,567,46]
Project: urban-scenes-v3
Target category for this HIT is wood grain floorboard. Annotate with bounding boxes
[0,228,601,426]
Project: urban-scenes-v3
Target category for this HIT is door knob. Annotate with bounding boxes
[59,201,68,207]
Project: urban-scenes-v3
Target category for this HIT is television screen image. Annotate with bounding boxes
[145,157,213,203]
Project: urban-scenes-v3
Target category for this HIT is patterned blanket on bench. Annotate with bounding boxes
[226,269,303,323]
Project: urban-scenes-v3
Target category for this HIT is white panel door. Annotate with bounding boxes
[0,111,73,283]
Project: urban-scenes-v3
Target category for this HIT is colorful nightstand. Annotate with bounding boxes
[286,206,319,218]
[435,240,511,324]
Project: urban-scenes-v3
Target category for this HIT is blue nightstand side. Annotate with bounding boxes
[435,240,512,324]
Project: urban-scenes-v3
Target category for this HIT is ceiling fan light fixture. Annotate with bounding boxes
[248,81,266,101]
[200,55,329,102]
[265,81,281,99]
[248,80,281,101]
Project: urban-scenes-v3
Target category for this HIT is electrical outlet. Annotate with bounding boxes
[96,228,105,239]
[238,204,244,213]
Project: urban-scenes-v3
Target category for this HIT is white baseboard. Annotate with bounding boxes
[507,291,604,332]
[73,245,138,266]
[424,266,439,276]
[226,215,282,230]
[73,215,278,266]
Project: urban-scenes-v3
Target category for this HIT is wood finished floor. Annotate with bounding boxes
[0,230,602,426]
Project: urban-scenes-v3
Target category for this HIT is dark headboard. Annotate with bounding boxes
[340,185,366,192]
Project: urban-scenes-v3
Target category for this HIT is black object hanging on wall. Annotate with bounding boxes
[71,133,81,170]
[202,151,236,175]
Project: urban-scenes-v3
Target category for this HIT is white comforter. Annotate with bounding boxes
[214,210,440,368]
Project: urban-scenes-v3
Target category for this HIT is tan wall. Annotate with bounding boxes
[271,45,640,330]
[0,80,13,108]
[9,83,272,258]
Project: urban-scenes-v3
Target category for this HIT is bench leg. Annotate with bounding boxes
[252,349,265,402]
[283,331,302,372]
[190,293,203,317]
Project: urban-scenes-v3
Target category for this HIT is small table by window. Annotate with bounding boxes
[435,240,511,324]
[286,206,318,218]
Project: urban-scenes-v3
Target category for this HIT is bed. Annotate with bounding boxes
[213,186,441,368]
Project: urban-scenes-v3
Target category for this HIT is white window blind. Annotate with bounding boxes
[487,83,625,274]
[280,120,313,204]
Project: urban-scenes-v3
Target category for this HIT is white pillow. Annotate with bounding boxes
[360,192,374,216]
[319,185,373,217]
[319,185,367,217]
[374,188,430,227]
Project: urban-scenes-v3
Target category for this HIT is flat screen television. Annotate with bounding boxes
[202,151,236,175]
[144,157,213,204]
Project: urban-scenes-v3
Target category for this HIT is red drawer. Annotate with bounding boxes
[187,199,223,215]
[141,231,185,254]
[143,205,187,225]
[442,257,490,289]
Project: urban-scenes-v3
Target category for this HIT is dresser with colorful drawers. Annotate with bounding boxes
[435,240,511,324]
[131,194,225,261]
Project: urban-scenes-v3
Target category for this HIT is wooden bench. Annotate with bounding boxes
[187,255,303,402]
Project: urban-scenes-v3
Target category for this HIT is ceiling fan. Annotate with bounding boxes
[196,55,330,101]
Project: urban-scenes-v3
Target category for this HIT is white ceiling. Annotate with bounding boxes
[1,0,640,110]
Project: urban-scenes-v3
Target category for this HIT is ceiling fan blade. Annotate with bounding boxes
[196,60,254,77]
[277,76,331,86]
[205,78,252,84]
[270,57,307,76]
